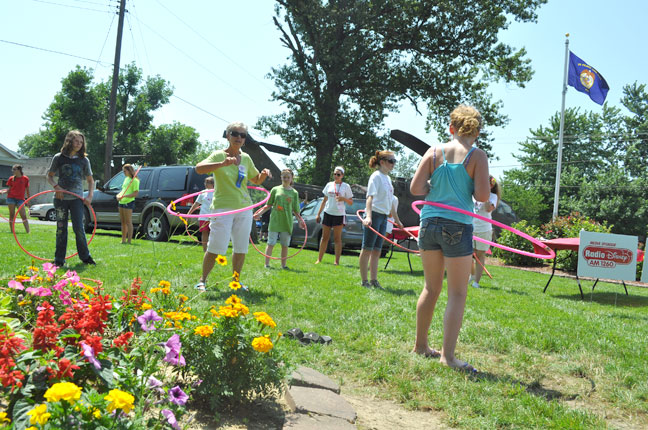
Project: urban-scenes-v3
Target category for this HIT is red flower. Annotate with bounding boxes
[55,358,80,379]
[83,335,104,354]
[120,277,150,308]
[113,332,134,350]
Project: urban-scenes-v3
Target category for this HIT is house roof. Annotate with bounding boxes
[0,142,28,160]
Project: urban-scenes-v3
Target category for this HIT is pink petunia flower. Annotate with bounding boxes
[161,409,180,430]
[163,334,185,366]
[8,280,24,290]
[42,262,57,277]
[26,287,52,297]
[80,342,102,370]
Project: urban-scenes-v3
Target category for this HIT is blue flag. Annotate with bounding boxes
[567,51,609,105]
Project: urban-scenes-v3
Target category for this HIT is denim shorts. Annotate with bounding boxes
[118,201,135,210]
[6,197,25,206]
[418,217,473,257]
[362,211,388,250]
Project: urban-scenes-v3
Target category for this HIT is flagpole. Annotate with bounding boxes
[553,33,570,220]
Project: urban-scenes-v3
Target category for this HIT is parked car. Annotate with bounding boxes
[29,202,56,221]
[290,197,388,253]
[83,165,209,241]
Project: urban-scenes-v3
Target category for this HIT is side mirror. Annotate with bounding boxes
[95,180,104,191]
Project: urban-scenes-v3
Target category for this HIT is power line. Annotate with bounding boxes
[93,9,117,75]
[129,0,152,72]
[0,39,112,66]
[30,0,115,13]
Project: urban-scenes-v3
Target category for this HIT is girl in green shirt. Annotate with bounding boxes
[116,164,140,244]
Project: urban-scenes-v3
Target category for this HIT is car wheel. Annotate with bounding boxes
[83,208,94,233]
[46,209,57,222]
[143,211,170,242]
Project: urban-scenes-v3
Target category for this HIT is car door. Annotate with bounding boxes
[92,172,124,223]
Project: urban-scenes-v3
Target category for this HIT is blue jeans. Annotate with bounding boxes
[418,217,473,257]
[54,198,91,264]
[362,211,388,250]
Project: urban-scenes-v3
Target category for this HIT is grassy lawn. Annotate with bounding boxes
[2,219,647,429]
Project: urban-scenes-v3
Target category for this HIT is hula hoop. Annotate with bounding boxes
[411,200,555,259]
[472,252,493,279]
[13,190,98,262]
[249,208,308,260]
[356,210,420,254]
[165,186,270,218]
[117,165,141,201]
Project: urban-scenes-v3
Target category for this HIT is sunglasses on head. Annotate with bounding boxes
[334,172,343,176]
[229,131,247,139]
[384,158,396,164]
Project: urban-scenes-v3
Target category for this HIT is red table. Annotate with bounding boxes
[533,238,641,299]
[384,226,419,273]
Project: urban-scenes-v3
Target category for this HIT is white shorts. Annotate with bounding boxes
[472,230,493,252]
[267,231,291,247]
[206,209,253,255]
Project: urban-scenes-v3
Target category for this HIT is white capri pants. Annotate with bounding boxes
[472,230,493,252]
[207,208,253,255]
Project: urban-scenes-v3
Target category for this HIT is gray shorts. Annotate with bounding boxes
[267,231,290,247]
[418,217,473,257]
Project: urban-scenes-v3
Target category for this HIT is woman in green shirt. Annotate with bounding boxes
[116,164,140,244]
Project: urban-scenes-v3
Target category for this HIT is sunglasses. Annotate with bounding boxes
[334,173,343,176]
[229,131,247,139]
[384,159,396,164]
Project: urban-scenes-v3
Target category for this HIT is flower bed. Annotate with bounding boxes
[0,258,286,429]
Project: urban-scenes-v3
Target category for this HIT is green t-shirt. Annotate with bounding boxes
[268,185,300,234]
[205,150,260,210]
[118,177,140,204]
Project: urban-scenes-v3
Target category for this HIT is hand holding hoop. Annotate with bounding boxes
[166,186,270,218]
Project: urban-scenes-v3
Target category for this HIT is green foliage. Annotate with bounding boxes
[500,180,548,226]
[492,220,543,266]
[540,212,612,271]
[259,0,545,184]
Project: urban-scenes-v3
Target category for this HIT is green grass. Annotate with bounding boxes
[2,221,647,429]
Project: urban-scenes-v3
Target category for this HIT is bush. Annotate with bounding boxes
[492,220,544,266]
[540,212,612,272]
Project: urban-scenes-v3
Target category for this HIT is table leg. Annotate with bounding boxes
[622,281,628,295]
[575,275,585,300]
[406,239,413,273]
[591,279,599,291]
[543,256,558,293]
[384,242,395,270]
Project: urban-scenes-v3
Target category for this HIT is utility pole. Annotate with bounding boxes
[104,0,126,182]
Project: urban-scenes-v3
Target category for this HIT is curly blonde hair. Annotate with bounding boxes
[450,105,482,137]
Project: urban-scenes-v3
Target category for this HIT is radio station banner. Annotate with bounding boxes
[578,231,638,281]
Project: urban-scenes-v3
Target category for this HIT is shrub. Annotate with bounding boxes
[492,220,543,266]
[541,212,612,272]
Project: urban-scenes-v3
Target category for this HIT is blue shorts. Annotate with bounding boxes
[119,201,135,210]
[418,217,473,257]
[362,211,388,250]
[6,198,25,206]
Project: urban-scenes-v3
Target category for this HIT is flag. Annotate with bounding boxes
[567,51,609,105]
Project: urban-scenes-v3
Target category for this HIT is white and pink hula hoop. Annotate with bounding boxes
[356,209,420,253]
[411,200,555,259]
[166,186,270,218]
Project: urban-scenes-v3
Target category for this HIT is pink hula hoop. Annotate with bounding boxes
[356,210,420,254]
[13,189,98,261]
[166,186,270,218]
[249,207,308,260]
[411,200,555,259]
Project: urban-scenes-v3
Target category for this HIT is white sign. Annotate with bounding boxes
[578,231,637,281]
[642,250,648,283]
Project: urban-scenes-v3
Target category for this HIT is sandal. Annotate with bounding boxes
[194,281,206,291]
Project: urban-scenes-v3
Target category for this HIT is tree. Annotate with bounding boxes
[258,0,546,185]
[18,64,193,181]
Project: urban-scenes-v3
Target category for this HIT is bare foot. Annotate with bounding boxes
[440,356,477,372]
[314,260,321,264]
[333,262,339,266]
[412,347,440,358]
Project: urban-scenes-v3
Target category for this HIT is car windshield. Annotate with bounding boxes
[347,200,366,215]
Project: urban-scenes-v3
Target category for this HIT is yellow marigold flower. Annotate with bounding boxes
[36,276,43,282]
[27,427,37,430]
[194,325,214,337]
[218,306,239,318]
[93,409,102,418]
[163,311,192,321]
[233,303,249,315]
[81,293,90,301]
[18,300,31,306]
[161,288,171,295]
[150,287,162,293]
[225,294,242,305]
[140,303,152,310]
[253,311,277,328]
[28,266,39,272]
[45,277,52,282]
[252,335,274,353]
[27,403,52,426]
[83,285,95,294]
[104,389,135,414]
[209,309,220,317]
[0,412,10,423]
[44,382,82,404]
[178,294,188,302]
[229,281,242,290]
[16,275,30,282]
[158,280,171,288]
[232,271,240,282]
[215,255,227,266]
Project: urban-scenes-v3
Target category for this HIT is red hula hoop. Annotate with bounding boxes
[249,209,308,260]
[166,186,270,218]
[356,210,420,254]
[411,200,555,259]
[13,189,97,261]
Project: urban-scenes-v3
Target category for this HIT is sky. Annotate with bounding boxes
[1,0,647,180]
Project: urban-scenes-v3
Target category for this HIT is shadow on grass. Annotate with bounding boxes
[470,371,585,402]
[381,286,417,296]
[553,291,648,307]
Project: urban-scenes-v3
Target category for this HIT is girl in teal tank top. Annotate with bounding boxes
[409,105,490,373]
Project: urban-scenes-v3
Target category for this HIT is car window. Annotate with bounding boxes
[347,200,366,215]
[105,172,126,191]
[188,171,210,193]
[159,168,187,191]
[301,200,319,216]
[136,170,152,189]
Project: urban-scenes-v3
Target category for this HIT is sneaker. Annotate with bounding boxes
[194,281,206,291]
[240,284,249,292]
[282,266,289,270]
[82,257,96,266]
[370,280,384,290]
[361,280,371,288]
[471,281,480,289]
[54,261,65,268]
[264,264,270,269]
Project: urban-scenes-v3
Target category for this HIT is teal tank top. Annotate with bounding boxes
[420,146,475,225]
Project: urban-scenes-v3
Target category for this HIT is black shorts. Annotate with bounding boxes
[322,212,345,227]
